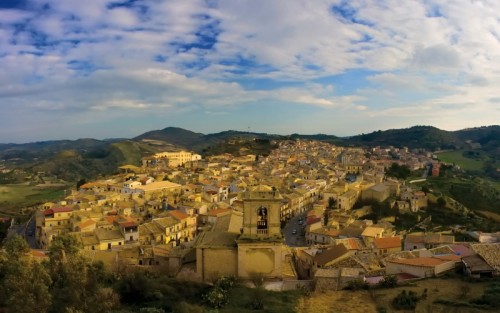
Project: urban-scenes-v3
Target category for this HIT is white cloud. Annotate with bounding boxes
[1,0,500,141]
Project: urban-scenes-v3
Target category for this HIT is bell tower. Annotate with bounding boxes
[241,185,282,238]
[237,185,284,279]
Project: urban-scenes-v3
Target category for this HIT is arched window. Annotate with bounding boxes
[257,206,268,234]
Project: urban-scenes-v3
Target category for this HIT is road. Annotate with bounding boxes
[283,212,307,247]
[6,213,38,248]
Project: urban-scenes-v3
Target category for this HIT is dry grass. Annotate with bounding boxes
[295,290,378,313]
[477,211,500,223]
[370,278,489,313]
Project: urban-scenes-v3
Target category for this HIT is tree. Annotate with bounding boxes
[378,275,398,288]
[203,276,236,309]
[48,234,118,313]
[0,237,52,313]
[4,234,30,258]
[3,261,52,313]
[76,178,87,190]
[437,197,447,208]
[392,290,419,310]
[328,197,336,209]
[386,163,411,179]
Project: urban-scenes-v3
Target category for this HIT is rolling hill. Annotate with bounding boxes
[1,125,498,183]
[347,126,466,150]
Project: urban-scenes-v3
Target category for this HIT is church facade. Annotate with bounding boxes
[195,185,288,281]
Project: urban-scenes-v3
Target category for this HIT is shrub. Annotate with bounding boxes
[202,276,237,309]
[378,275,398,288]
[392,290,419,310]
[344,279,369,290]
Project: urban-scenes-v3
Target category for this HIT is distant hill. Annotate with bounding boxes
[1,125,498,183]
[455,125,500,156]
[346,126,466,150]
[134,128,284,153]
[289,133,342,144]
[134,127,205,148]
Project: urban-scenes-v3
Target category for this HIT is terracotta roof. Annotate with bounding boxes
[434,254,461,261]
[77,219,96,229]
[374,236,401,249]
[43,206,73,215]
[207,208,231,217]
[307,216,322,225]
[314,244,350,267]
[119,221,138,228]
[387,257,450,267]
[462,255,495,272]
[104,216,119,225]
[168,210,190,221]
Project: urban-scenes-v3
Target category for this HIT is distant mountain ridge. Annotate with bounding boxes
[0,125,498,182]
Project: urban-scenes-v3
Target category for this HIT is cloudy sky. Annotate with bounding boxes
[1,0,499,143]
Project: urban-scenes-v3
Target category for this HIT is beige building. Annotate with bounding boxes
[37,206,74,248]
[139,210,196,246]
[128,180,182,201]
[143,151,202,168]
[196,185,292,281]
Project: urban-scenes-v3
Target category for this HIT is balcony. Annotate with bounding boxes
[257,229,268,235]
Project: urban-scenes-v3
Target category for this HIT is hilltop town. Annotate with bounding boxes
[26,138,499,291]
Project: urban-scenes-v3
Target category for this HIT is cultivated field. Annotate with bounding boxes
[436,150,486,171]
[0,184,66,215]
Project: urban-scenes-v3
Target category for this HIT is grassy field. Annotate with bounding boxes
[0,184,42,203]
[0,184,67,215]
[371,278,489,313]
[436,150,487,171]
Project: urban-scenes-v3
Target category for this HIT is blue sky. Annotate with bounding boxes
[0,0,499,143]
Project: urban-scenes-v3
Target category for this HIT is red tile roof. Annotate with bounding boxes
[119,221,138,228]
[52,207,73,213]
[43,206,73,215]
[207,208,231,217]
[168,210,189,221]
[77,219,96,229]
[374,236,401,249]
[307,216,322,225]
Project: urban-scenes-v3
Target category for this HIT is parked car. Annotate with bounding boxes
[292,229,297,235]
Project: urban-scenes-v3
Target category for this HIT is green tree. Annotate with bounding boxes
[0,237,52,313]
[76,178,87,190]
[328,197,336,209]
[48,234,118,313]
[378,275,398,288]
[386,163,411,179]
[392,290,419,310]
[4,234,30,258]
[437,197,447,208]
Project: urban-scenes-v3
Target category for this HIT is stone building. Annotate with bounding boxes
[196,185,288,280]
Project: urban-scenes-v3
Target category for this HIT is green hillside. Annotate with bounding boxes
[134,127,205,148]
[1,125,498,184]
[347,126,465,150]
